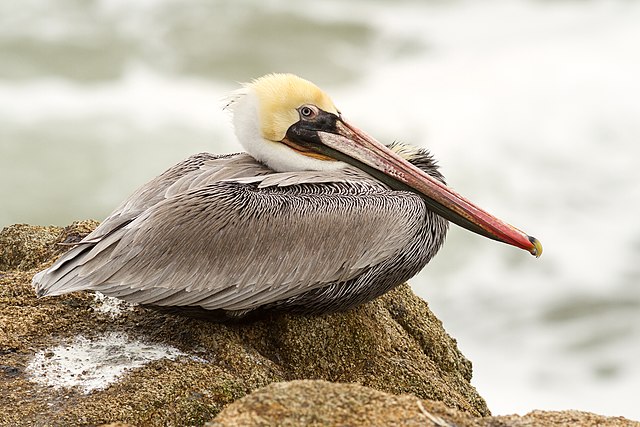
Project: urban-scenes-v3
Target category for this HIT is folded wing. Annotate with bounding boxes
[33,153,426,313]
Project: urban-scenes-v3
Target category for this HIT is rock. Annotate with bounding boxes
[1,222,487,426]
[0,220,99,271]
[209,380,640,427]
[3,223,638,427]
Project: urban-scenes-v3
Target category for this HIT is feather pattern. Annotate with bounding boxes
[33,148,448,317]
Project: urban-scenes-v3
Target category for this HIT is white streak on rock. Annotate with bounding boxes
[26,332,185,393]
[92,291,135,318]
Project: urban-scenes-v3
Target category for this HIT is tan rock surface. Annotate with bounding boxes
[1,222,487,426]
[209,380,640,427]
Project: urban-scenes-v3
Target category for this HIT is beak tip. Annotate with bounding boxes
[528,236,543,258]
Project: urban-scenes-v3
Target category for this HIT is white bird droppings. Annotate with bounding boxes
[92,291,135,318]
[26,332,185,393]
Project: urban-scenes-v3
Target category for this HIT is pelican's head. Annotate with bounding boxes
[227,73,542,257]
[228,73,346,172]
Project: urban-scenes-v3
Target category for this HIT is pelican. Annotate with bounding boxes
[33,73,541,318]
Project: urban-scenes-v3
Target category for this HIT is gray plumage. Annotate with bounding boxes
[33,146,448,318]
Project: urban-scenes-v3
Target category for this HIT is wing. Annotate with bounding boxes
[33,152,272,288]
[84,152,270,241]
[35,179,426,312]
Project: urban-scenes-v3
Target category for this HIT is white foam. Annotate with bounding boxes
[0,65,235,135]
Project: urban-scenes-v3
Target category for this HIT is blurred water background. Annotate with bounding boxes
[1,0,639,419]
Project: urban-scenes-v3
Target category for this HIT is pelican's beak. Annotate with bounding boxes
[286,112,542,257]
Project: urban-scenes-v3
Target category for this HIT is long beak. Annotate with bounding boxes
[315,119,542,257]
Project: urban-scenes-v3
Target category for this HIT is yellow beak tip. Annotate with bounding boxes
[528,236,543,258]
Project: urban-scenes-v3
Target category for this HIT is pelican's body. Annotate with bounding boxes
[33,74,540,318]
[35,150,445,317]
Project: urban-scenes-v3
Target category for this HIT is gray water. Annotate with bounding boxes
[2,0,640,419]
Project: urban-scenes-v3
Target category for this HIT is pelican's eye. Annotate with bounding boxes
[298,105,319,120]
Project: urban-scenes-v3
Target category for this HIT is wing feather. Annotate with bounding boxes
[34,153,427,313]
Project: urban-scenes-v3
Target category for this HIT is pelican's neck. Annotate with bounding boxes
[231,90,346,173]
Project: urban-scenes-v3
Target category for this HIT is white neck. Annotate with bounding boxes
[231,90,345,173]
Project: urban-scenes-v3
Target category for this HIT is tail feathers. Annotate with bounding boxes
[32,244,97,297]
[31,270,49,296]
[32,219,132,297]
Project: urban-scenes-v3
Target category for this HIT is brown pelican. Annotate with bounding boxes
[33,73,541,318]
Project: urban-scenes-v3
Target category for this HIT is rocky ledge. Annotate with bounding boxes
[0,222,637,427]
